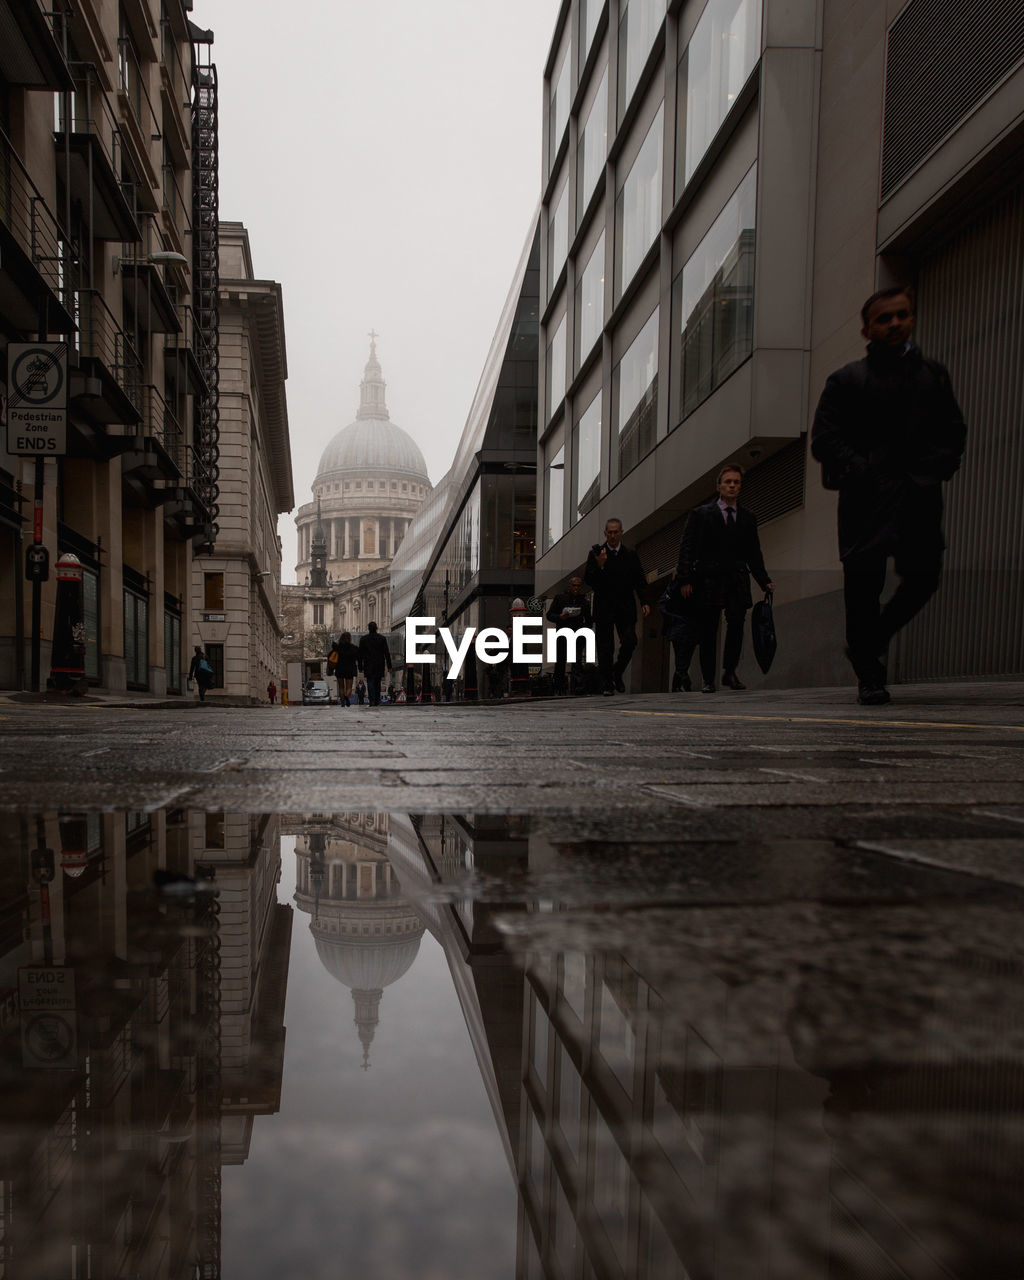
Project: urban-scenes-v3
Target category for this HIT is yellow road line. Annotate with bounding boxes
[601,709,1024,733]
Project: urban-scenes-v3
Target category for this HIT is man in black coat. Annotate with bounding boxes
[546,576,593,694]
[811,286,966,705]
[357,620,393,707]
[585,517,650,695]
[675,465,774,693]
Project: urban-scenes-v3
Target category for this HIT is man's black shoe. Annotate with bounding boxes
[722,671,746,690]
[701,682,715,694]
[614,676,625,693]
[602,684,615,696]
[671,673,692,692]
[857,683,891,706]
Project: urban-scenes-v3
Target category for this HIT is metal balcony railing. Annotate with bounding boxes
[165,303,212,385]
[161,162,190,239]
[118,37,161,150]
[160,18,192,116]
[58,65,123,184]
[139,385,184,471]
[74,289,144,411]
[0,126,77,306]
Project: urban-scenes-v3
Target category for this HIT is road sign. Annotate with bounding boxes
[19,966,77,1069]
[6,342,68,456]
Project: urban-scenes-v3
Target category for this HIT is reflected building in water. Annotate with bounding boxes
[392,814,1024,1280]
[290,813,425,1069]
[0,811,291,1277]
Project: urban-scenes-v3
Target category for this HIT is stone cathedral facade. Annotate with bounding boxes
[281,339,431,664]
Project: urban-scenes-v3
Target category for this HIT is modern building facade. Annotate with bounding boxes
[1,1,223,694]
[536,0,1024,689]
[192,221,291,703]
[389,221,541,699]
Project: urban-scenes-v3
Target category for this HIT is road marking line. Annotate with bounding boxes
[600,709,1024,733]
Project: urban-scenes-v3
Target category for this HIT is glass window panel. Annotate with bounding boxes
[83,568,99,680]
[674,164,756,422]
[546,313,567,419]
[599,980,635,1095]
[548,181,569,292]
[612,306,659,483]
[580,0,603,64]
[679,0,762,187]
[577,66,609,225]
[558,1045,582,1160]
[571,393,603,526]
[549,42,571,165]
[575,231,605,369]
[544,440,565,552]
[614,104,663,301]
[617,0,664,120]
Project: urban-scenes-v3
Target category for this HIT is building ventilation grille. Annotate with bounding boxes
[638,440,806,583]
[741,438,806,528]
[881,0,1024,198]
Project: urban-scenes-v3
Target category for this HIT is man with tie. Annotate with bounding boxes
[674,465,774,693]
[585,518,651,695]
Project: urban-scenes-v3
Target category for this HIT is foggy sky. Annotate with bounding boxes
[196,0,562,583]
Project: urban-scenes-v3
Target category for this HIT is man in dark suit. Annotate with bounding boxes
[357,620,393,706]
[585,517,650,696]
[675,465,774,693]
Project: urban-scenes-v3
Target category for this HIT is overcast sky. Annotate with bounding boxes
[196,0,562,583]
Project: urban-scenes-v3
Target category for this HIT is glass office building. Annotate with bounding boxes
[536,0,1024,688]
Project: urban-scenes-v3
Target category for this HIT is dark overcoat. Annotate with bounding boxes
[810,342,966,559]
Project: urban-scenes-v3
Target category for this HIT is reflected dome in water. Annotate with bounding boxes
[292,814,425,1068]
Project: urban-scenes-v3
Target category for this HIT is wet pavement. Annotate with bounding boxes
[0,682,1022,1277]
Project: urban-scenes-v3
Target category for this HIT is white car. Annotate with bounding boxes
[302,679,331,706]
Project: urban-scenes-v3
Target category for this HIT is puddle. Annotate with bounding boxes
[1,811,1022,1278]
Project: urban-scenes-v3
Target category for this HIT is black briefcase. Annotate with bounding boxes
[751,591,777,674]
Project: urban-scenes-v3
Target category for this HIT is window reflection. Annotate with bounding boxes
[546,312,567,420]
[673,164,756,422]
[548,181,569,293]
[677,0,762,188]
[571,392,603,525]
[612,305,659,482]
[614,104,663,301]
[544,439,565,552]
[549,38,571,167]
[580,0,603,66]
[617,0,665,121]
[575,231,606,370]
[577,66,609,225]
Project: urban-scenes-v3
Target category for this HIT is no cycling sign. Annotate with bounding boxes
[6,342,68,456]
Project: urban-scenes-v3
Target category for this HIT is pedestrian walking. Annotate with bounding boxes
[810,285,966,705]
[674,465,774,693]
[189,645,214,703]
[546,576,593,694]
[358,621,392,706]
[267,680,277,704]
[657,576,696,692]
[332,631,360,707]
[585,518,651,696]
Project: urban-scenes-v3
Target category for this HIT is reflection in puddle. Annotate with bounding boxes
[1,811,1022,1278]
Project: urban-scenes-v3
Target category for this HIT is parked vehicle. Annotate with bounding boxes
[302,679,331,707]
